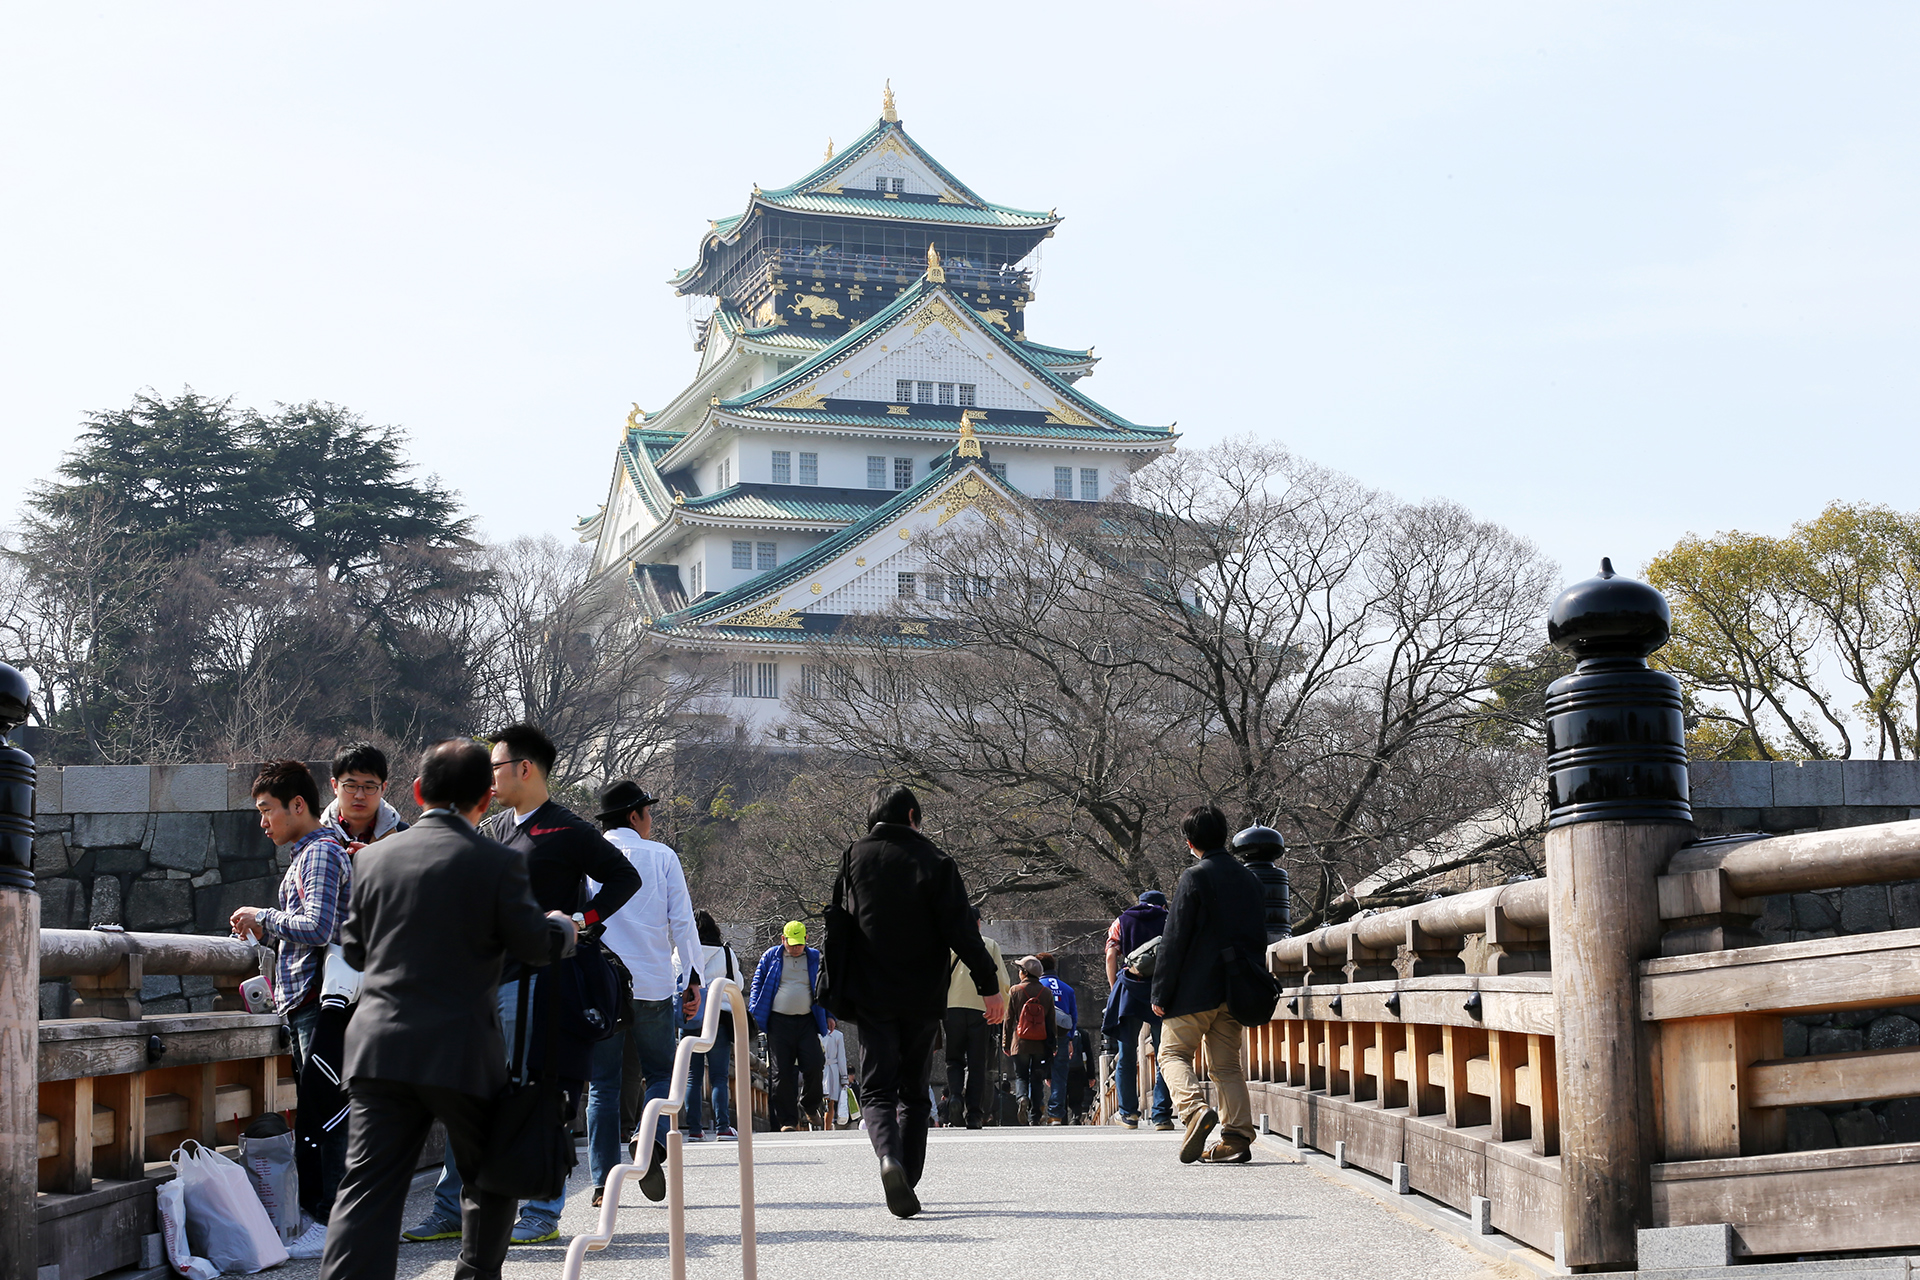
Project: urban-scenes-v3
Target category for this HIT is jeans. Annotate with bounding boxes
[1012,1048,1052,1123]
[587,997,676,1190]
[681,1017,732,1136]
[1158,1002,1254,1142]
[1048,1026,1073,1119]
[429,979,565,1230]
[1116,1014,1172,1124]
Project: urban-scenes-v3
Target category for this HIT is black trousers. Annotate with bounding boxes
[766,1011,825,1130]
[318,1078,515,1280]
[942,1007,989,1127]
[859,1015,940,1186]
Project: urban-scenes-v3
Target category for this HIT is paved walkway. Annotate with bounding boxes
[275,1127,1527,1280]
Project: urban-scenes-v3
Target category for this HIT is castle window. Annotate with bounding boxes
[894,457,913,489]
[731,541,752,570]
[874,176,888,193]
[771,451,790,484]
[717,458,731,489]
[730,663,751,698]
[915,381,934,404]
[687,561,702,596]
[1081,468,1099,502]
[938,383,955,406]
[958,384,977,407]
[896,379,913,402]
[756,542,777,571]
[990,462,1006,480]
[867,456,886,488]
[892,177,905,193]
[801,664,822,698]
[897,573,917,598]
[1054,467,1073,499]
[799,452,818,485]
[923,573,946,602]
[756,663,779,699]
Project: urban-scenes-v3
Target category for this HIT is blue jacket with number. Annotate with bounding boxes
[1039,974,1077,1030]
[748,944,829,1035]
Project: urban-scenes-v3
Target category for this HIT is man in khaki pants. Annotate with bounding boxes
[1151,804,1268,1163]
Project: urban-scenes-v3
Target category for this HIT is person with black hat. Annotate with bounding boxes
[586,779,700,1207]
[1231,826,1293,944]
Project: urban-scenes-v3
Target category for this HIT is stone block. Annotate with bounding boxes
[90,847,147,875]
[1783,1020,1808,1056]
[149,813,212,872]
[1637,1223,1733,1269]
[33,832,70,876]
[1883,1098,1920,1143]
[89,875,121,926]
[1894,882,1920,930]
[1868,1015,1920,1049]
[1844,760,1920,806]
[140,974,181,999]
[1841,885,1892,934]
[1786,1106,1834,1151]
[150,763,228,812]
[1833,1107,1889,1146]
[36,767,61,815]
[144,996,188,1015]
[1334,1139,1348,1167]
[227,764,263,811]
[1391,1161,1411,1194]
[1832,1007,1877,1030]
[1690,760,1773,808]
[190,869,220,888]
[1772,759,1844,806]
[37,813,72,833]
[127,878,192,929]
[37,878,81,929]
[194,876,279,934]
[212,810,273,862]
[1759,806,1820,832]
[40,980,71,1019]
[188,995,217,1013]
[1810,1026,1865,1054]
[73,812,149,849]
[141,1234,164,1271]
[181,975,217,997]
[1792,892,1840,931]
[62,765,152,813]
[1469,1195,1492,1234]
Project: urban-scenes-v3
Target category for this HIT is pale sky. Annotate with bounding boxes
[3,3,1917,590]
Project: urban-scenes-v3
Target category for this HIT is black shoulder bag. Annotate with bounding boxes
[1210,871,1280,1027]
[476,971,578,1200]
[813,843,857,1024]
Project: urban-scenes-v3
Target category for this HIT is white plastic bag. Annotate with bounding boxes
[239,1115,302,1244]
[171,1139,290,1273]
[156,1177,219,1280]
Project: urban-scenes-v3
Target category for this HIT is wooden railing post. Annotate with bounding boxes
[1,663,40,1280]
[1542,561,1694,1271]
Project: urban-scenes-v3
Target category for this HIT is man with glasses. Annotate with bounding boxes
[404,724,640,1248]
[320,743,409,849]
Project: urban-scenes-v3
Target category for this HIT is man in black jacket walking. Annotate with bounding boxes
[318,739,575,1280]
[1152,804,1267,1165]
[831,785,1004,1218]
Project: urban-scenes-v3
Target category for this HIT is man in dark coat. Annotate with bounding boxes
[318,739,576,1280]
[1151,804,1268,1164]
[1101,889,1173,1129]
[830,785,1003,1218]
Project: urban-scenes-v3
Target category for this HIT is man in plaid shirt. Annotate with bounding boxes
[231,759,353,1251]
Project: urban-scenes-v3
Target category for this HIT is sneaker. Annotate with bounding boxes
[638,1140,668,1203]
[879,1155,921,1219]
[716,1126,738,1141]
[401,1214,461,1242]
[286,1220,327,1259]
[509,1219,560,1245]
[1201,1136,1254,1163]
[1118,1113,1139,1129]
[1154,1120,1176,1132]
[1180,1107,1220,1164]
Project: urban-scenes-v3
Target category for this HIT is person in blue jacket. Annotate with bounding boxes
[750,922,833,1130]
[1036,953,1079,1124]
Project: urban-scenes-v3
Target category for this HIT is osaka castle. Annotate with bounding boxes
[576,86,1177,729]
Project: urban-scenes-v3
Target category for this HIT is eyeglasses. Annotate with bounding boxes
[337,781,383,796]
[491,759,527,773]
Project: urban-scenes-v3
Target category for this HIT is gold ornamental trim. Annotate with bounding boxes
[721,596,804,630]
[912,297,963,336]
[771,384,828,411]
[917,474,1011,528]
[1044,399,1094,427]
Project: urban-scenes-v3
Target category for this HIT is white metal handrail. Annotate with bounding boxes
[562,976,757,1280]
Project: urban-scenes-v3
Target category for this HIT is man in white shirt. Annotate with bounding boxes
[585,780,700,1207]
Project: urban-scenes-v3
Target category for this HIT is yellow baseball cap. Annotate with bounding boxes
[783,920,807,945]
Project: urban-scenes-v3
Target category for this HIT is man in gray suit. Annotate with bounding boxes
[318,739,575,1280]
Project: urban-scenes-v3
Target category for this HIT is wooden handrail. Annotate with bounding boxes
[40,930,257,979]
[1667,819,1920,897]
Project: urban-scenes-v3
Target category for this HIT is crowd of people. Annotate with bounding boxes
[224,724,1295,1280]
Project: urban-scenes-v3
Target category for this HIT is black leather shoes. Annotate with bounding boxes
[639,1141,668,1202]
[879,1156,921,1218]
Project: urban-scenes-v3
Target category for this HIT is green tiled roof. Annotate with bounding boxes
[723,276,1168,436]
[723,405,1171,442]
[752,192,1053,227]
[657,455,1009,631]
[680,484,896,523]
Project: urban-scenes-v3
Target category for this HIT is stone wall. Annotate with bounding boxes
[31,761,335,1015]
[1691,758,1920,834]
